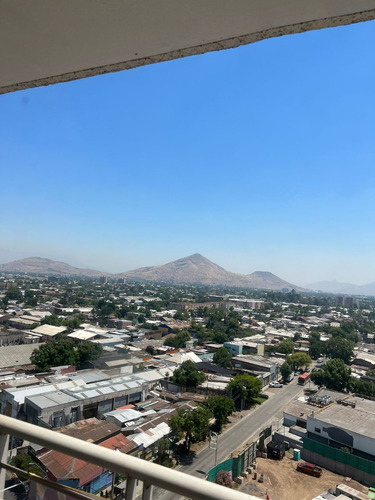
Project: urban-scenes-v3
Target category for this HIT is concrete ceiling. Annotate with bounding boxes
[1,0,375,94]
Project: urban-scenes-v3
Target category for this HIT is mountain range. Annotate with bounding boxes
[307,280,375,297]
[0,257,109,278]
[0,254,302,291]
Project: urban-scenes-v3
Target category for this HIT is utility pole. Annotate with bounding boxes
[209,431,218,467]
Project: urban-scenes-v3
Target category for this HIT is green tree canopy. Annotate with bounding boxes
[169,406,211,451]
[171,360,205,387]
[77,342,103,368]
[310,359,351,392]
[277,339,294,355]
[226,373,262,407]
[325,337,354,364]
[201,395,234,432]
[164,330,191,349]
[287,353,312,370]
[213,347,232,369]
[5,286,23,302]
[280,361,292,382]
[10,453,45,476]
[31,339,77,371]
[31,337,103,372]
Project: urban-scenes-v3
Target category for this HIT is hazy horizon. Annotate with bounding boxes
[1,21,374,286]
[1,251,375,288]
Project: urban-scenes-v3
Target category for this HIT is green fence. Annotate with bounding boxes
[232,455,243,479]
[207,458,233,482]
[303,438,375,475]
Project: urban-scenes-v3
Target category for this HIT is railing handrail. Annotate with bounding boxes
[0,415,256,500]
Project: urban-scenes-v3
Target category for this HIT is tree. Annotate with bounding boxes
[213,347,232,369]
[310,359,351,392]
[10,453,45,476]
[226,373,262,408]
[277,339,294,355]
[164,331,191,349]
[146,345,156,356]
[5,286,23,303]
[201,396,234,432]
[287,353,312,371]
[24,289,39,307]
[155,438,172,467]
[325,337,354,364]
[169,406,211,451]
[31,338,102,372]
[171,360,205,387]
[280,361,292,382]
[31,339,77,371]
[77,342,103,368]
[174,311,189,320]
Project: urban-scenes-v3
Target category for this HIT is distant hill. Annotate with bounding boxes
[0,254,304,291]
[0,257,108,277]
[118,253,303,291]
[307,280,375,297]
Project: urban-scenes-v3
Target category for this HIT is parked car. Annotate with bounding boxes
[297,462,322,478]
[269,381,283,388]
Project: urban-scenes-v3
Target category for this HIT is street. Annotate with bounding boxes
[153,379,305,500]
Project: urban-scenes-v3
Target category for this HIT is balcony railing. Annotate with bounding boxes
[0,414,257,500]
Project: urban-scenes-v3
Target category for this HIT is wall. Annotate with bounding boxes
[302,437,375,486]
[307,415,375,457]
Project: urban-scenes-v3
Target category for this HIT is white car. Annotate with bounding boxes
[269,381,283,388]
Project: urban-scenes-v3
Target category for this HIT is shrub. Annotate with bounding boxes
[215,470,233,488]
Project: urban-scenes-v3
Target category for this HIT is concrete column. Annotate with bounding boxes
[0,432,10,492]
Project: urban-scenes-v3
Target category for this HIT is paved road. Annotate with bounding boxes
[154,379,305,500]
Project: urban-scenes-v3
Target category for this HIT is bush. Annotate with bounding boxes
[215,470,233,488]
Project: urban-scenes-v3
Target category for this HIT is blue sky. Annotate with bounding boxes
[1,21,375,285]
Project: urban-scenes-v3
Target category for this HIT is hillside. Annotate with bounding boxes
[0,257,108,277]
[0,254,304,291]
[118,253,303,291]
[307,280,375,297]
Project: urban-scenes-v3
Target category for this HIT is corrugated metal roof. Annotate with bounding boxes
[32,325,67,336]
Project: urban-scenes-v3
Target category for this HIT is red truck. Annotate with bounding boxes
[296,462,322,478]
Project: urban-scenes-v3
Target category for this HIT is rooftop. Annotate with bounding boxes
[0,343,44,369]
[313,396,375,440]
[32,324,67,336]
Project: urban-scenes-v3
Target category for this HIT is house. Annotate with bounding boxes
[34,418,138,494]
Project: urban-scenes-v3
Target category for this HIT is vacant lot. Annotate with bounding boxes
[239,455,368,500]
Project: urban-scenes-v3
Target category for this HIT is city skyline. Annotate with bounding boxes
[1,20,375,285]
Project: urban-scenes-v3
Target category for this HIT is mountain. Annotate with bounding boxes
[118,253,303,291]
[0,254,304,291]
[307,280,375,297]
[0,257,108,277]
[246,271,300,291]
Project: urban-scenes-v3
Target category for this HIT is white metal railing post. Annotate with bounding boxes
[0,415,257,500]
[142,482,153,500]
[0,432,9,493]
[125,477,137,500]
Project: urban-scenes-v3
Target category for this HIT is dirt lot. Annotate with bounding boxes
[239,455,368,500]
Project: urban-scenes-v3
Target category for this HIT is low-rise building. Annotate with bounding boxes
[223,340,264,357]
[303,396,375,485]
[24,374,148,428]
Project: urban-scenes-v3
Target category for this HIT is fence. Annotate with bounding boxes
[303,438,375,475]
[207,458,233,482]
[207,441,257,483]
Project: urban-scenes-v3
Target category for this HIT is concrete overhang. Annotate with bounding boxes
[1,0,375,94]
